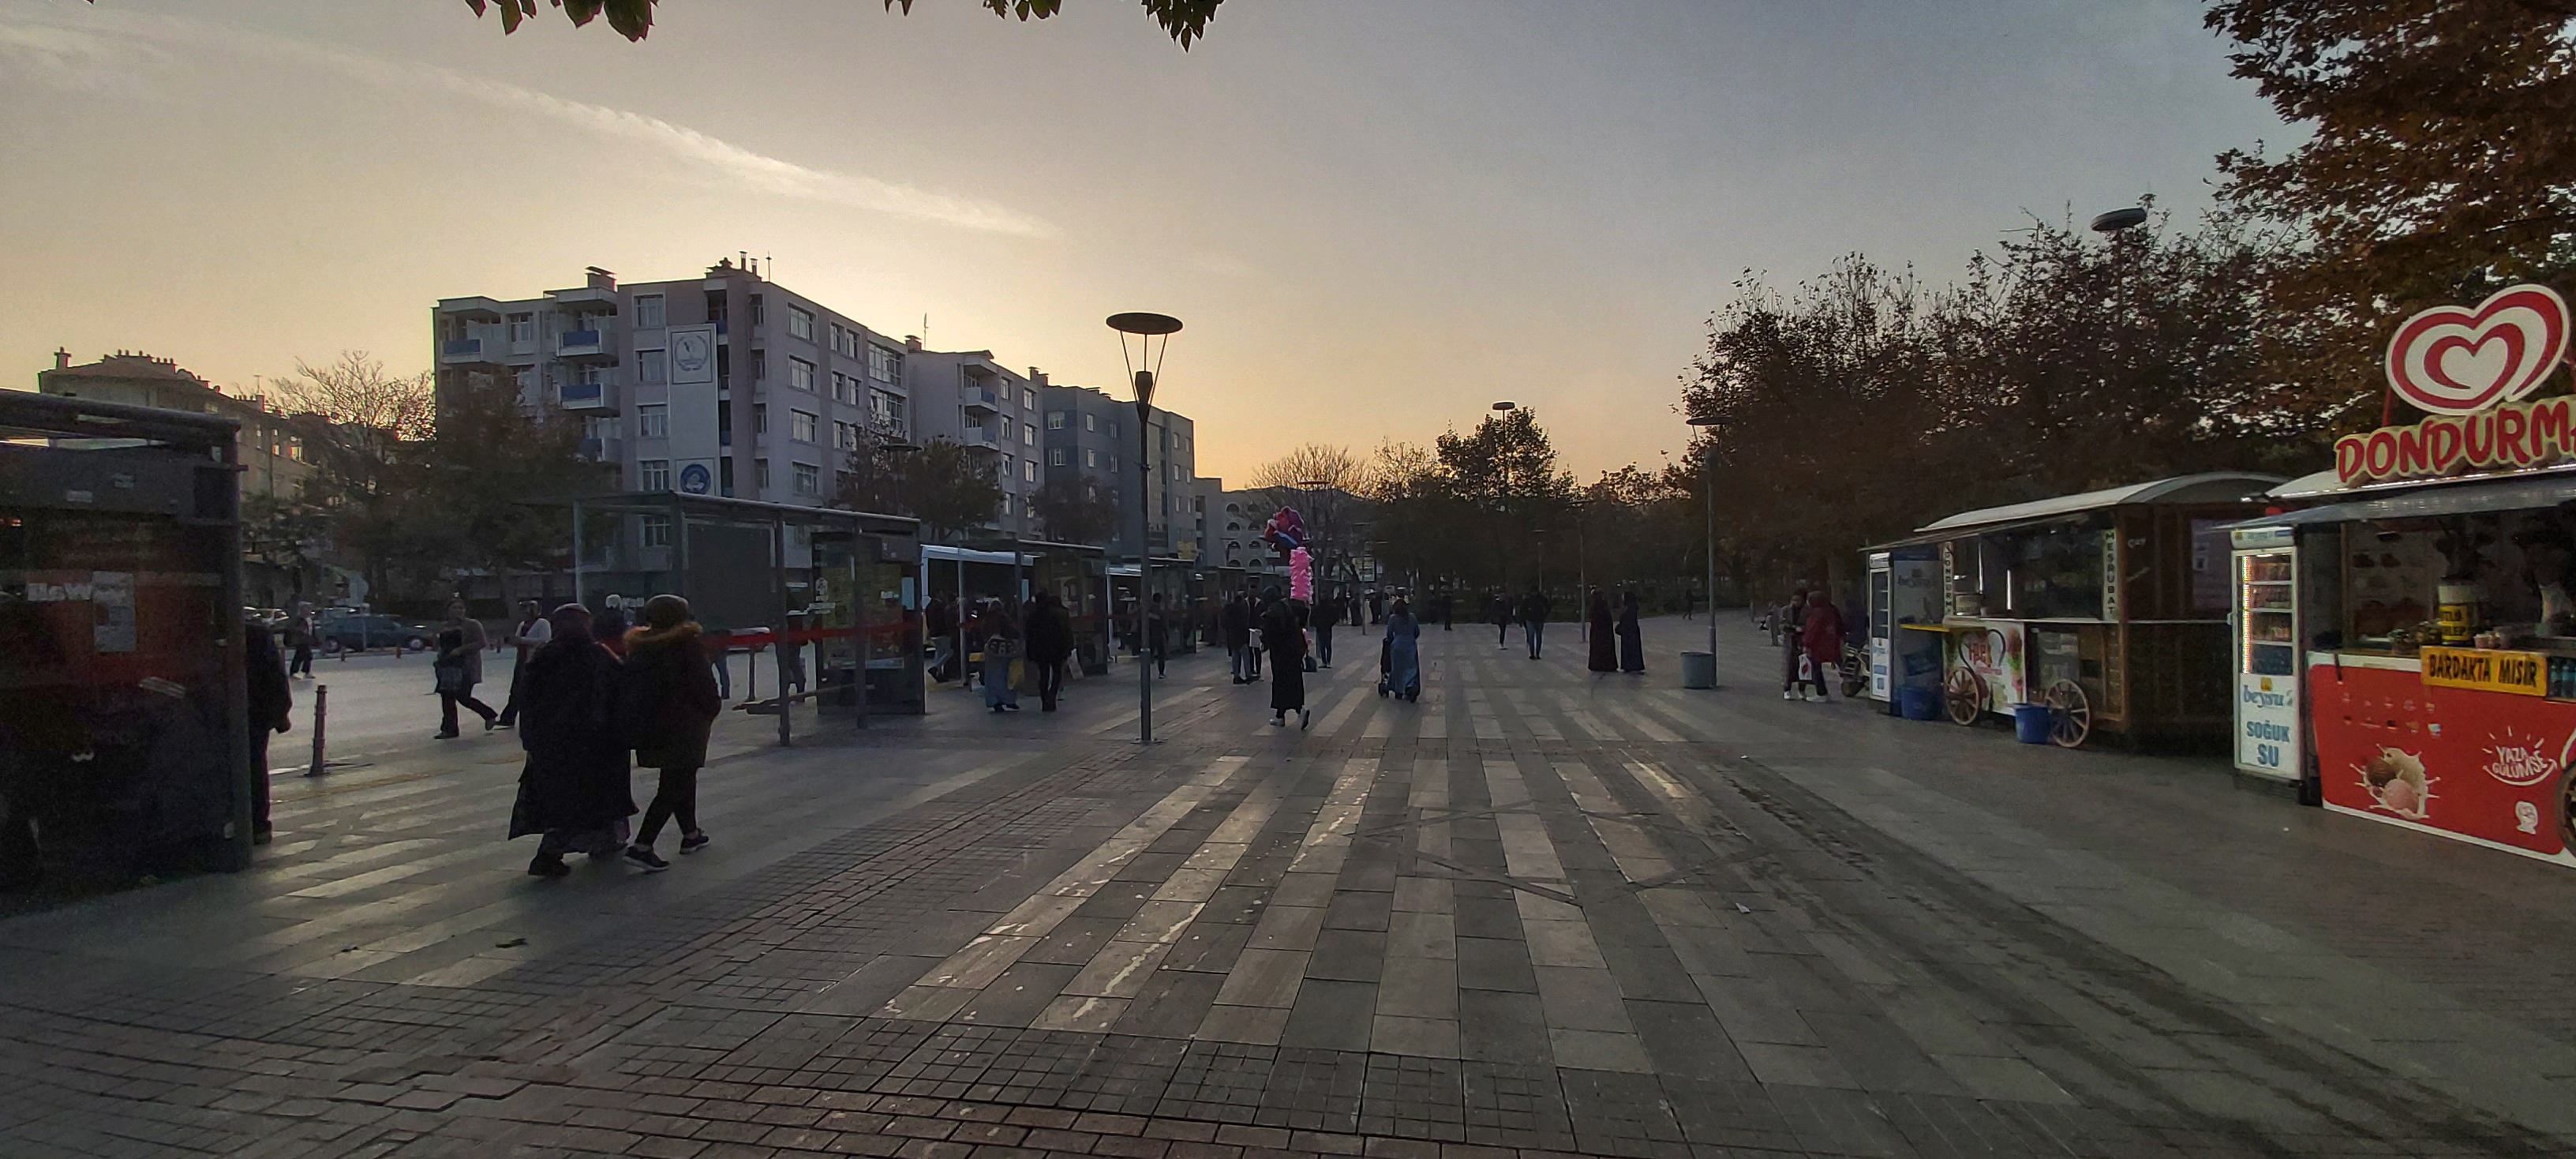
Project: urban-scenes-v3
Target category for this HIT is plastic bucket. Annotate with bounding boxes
[2013,704,2051,745]
[1680,651,1715,689]
[1899,686,1940,721]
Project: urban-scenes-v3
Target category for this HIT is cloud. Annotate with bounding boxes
[0,6,1054,238]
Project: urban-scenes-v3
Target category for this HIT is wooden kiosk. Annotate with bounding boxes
[1893,474,2280,747]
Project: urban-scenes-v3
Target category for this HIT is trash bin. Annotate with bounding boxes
[2013,704,2052,744]
[1680,651,1716,689]
[1900,685,1941,721]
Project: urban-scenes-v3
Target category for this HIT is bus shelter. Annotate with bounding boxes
[1,392,252,885]
[567,493,923,741]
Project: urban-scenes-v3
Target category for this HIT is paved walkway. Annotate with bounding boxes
[5,616,2575,1158]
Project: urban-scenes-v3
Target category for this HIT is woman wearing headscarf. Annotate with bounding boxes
[1586,591,1618,675]
[982,598,1023,712]
[510,605,634,877]
[1383,596,1421,702]
[1616,591,1646,674]
[1023,591,1074,712]
[1260,589,1309,728]
[621,595,721,870]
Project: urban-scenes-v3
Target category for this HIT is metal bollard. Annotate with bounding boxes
[305,683,329,776]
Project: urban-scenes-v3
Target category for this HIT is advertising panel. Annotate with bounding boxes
[2309,658,2576,865]
[665,324,720,471]
[2236,672,2299,778]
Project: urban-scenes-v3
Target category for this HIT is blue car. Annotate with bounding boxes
[315,612,436,654]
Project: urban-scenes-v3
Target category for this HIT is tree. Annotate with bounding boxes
[1248,444,1372,587]
[264,352,438,604]
[456,0,1226,47]
[420,374,610,583]
[1030,474,1118,546]
[2207,0,2576,422]
[836,438,1005,542]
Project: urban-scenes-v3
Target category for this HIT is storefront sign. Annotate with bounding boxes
[2336,283,2576,484]
[2311,660,2576,865]
[2421,647,2547,696]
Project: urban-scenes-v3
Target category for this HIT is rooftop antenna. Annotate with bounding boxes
[922,313,930,346]
[765,253,773,283]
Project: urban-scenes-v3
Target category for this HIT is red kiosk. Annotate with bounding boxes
[2233,284,2576,864]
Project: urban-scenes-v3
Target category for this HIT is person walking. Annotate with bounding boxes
[509,605,634,877]
[1024,591,1074,712]
[1222,591,1253,684]
[925,595,956,684]
[245,613,290,846]
[1617,591,1646,674]
[1245,594,1265,681]
[1383,596,1421,701]
[1518,588,1552,660]
[433,599,498,738]
[1437,591,1454,631]
[1799,592,1844,702]
[1779,588,1813,700]
[1586,591,1618,675]
[1312,589,1340,669]
[1260,590,1309,728]
[622,595,721,871]
[1368,589,1386,625]
[1489,591,1514,649]
[285,602,315,679]
[496,599,551,728]
[982,599,1023,711]
[1145,593,1169,679]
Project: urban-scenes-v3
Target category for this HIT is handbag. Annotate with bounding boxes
[433,662,467,695]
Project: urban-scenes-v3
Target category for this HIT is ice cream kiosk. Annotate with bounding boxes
[2233,283,2576,865]
[1900,474,2282,747]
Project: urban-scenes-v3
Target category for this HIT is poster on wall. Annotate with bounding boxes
[2235,672,2300,779]
[2308,659,2576,865]
[665,324,721,472]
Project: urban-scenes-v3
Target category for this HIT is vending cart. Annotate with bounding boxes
[1898,473,2282,747]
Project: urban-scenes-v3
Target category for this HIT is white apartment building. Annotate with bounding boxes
[432,261,1039,539]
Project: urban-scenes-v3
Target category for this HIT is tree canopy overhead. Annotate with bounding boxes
[456,0,1226,47]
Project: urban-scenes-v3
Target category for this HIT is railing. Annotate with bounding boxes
[440,338,484,358]
[559,329,603,352]
[962,386,999,410]
[560,381,606,407]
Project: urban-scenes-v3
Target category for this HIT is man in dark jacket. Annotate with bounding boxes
[1221,591,1254,684]
[1488,592,1514,648]
[1518,589,1553,660]
[1312,589,1342,668]
[621,595,721,871]
[245,617,291,846]
[1023,591,1076,711]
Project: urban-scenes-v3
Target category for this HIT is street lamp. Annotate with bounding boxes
[2089,206,2147,233]
[1110,310,1181,745]
[1489,401,1518,591]
[1687,414,1725,681]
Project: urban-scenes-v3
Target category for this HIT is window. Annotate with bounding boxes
[868,345,901,383]
[750,294,766,328]
[1002,456,1016,481]
[749,348,766,383]
[1023,459,1038,482]
[870,389,906,436]
[755,458,771,489]
[1049,448,1068,467]
[834,327,860,358]
[794,462,820,495]
[641,459,672,491]
[828,323,844,353]
[788,306,815,340]
[1021,388,1036,409]
[1023,424,1036,447]
[833,371,857,405]
[1046,411,1067,430]
[789,356,815,392]
[634,294,665,328]
[642,516,672,547]
[638,404,668,438]
[791,410,818,443]
[1083,413,1097,432]
[999,417,1014,441]
[637,348,666,384]
[507,313,535,346]
[754,403,768,434]
[1084,449,1099,468]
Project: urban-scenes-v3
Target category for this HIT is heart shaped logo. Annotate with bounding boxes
[2384,284,2570,415]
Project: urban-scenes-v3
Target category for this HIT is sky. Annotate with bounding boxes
[0,0,2289,482]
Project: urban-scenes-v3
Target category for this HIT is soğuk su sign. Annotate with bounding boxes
[2338,284,2576,484]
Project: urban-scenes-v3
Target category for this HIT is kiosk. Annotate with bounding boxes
[1895,474,2281,747]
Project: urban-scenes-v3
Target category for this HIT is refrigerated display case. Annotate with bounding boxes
[1865,546,1940,715]
[2231,525,2301,783]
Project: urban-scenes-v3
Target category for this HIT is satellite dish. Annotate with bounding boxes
[2090,207,2148,233]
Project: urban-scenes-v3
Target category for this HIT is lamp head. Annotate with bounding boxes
[2090,207,2148,234]
[1132,369,1156,411]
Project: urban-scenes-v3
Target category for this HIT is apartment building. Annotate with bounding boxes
[1037,383,1196,560]
[900,342,1043,538]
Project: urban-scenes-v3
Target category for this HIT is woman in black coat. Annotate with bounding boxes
[510,605,634,877]
[1586,591,1618,674]
[1260,593,1309,729]
[1617,591,1646,673]
[1023,592,1075,712]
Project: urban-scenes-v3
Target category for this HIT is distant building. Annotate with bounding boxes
[1037,383,1196,559]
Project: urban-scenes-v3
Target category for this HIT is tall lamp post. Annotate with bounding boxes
[1490,401,1516,591]
[1687,415,1725,677]
[1110,311,1181,745]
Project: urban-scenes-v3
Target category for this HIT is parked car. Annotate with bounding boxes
[315,612,436,654]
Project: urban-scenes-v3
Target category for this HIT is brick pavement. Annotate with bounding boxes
[2,617,2573,1157]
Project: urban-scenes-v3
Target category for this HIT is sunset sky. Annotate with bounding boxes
[0,0,2286,481]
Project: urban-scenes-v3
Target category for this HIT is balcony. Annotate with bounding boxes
[547,287,620,315]
[960,385,1000,413]
[439,337,499,366]
[558,380,617,411]
[578,437,622,464]
[959,427,999,450]
[436,296,505,322]
[557,328,616,360]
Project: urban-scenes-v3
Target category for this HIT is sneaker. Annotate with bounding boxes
[623,846,670,872]
[679,831,710,854]
[528,853,571,878]
[1782,691,1796,701]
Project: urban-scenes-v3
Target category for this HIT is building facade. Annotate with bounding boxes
[1037,384,1197,560]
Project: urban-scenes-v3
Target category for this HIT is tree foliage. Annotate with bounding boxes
[1247,443,1371,585]
[457,0,1224,47]
[1030,473,1118,546]
[2207,0,2576,419]
[836,437,1006,542]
